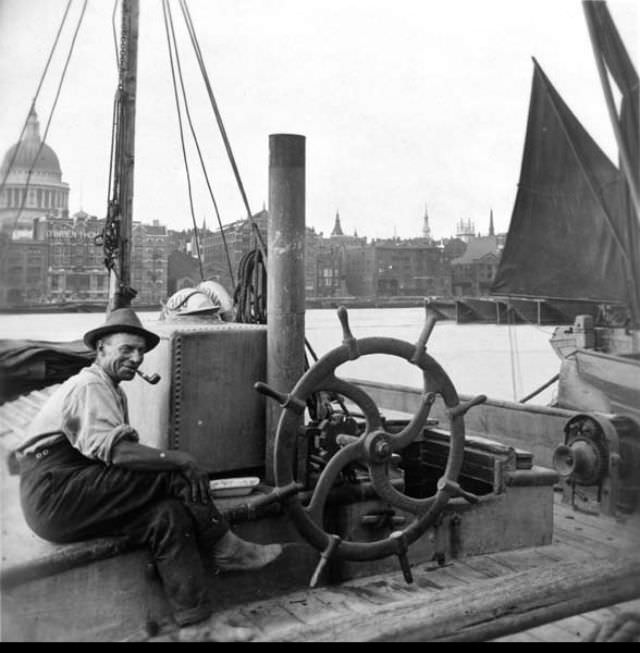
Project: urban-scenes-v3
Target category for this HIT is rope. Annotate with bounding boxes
[10,0,88,236]
[163,0,235,288]
[519,373,559,404]
[178,0,267,257]
[506,307,522,401]
[96,88,123,276]
[233,249,267,324]
[0,0,73,197]
[96,1,131,289]
[161,0,204,281]
[111,0,120,66]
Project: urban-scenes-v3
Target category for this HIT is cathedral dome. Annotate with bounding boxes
[0,109,61,177]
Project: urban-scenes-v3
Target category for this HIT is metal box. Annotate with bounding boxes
[126,320,267,473]
[573,314,595,349]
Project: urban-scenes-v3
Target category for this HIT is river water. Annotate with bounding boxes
[0,307,561,404]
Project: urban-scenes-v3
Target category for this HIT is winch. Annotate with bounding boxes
[553,412,640,515]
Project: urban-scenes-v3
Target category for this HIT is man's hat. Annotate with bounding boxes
[83,307,160,352]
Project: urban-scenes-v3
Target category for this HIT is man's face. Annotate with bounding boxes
[96,332,146,383]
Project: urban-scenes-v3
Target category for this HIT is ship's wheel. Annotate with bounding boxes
[256,304,486,585]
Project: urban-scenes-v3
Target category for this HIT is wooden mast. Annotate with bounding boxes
[107,0,139,312]
[582,0,640,337]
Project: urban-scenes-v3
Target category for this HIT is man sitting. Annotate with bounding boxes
[17,307,282,634]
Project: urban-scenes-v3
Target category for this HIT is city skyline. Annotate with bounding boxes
[1,0,638,241]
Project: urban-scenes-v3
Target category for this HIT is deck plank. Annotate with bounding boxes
[332,579,416,605]
[554,497,640,539]
[455,553,516,578]
[278,590,346,626]
[552,528,620,557]
[538,542,600,563]
[309,586,386,615]
[525,620,583,642]
[430,560,493,584]
[236,600,304,634]
[496,630,545,642]
[557,519,638,551]
[414,565,471,589]
[485,547,556,571]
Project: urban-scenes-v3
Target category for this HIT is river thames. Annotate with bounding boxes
[0,307,562,404]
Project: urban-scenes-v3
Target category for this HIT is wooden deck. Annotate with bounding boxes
[2,386,639,642]
[140,492,640,642]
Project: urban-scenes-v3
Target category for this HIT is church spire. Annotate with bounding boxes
[331,210,344,236]
[489,208,495,236]
[422,202,432,241]
[25,106,42,144]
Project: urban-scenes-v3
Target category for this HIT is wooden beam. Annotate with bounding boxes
[265,554,640,642]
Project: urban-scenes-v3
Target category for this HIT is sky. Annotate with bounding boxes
[0,0,638,241]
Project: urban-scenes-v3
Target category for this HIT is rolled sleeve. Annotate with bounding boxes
[62,380,139,464]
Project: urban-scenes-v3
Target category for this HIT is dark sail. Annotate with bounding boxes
[490,59,638,306]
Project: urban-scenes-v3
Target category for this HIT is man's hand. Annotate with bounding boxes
[111,440,211,504]
[172,450,211,504]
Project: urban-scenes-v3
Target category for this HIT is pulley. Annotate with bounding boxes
[553,415,609,486]
[553,437,607,486]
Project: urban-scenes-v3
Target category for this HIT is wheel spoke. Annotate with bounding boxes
[389,392,437,451]
[305,439,365,524]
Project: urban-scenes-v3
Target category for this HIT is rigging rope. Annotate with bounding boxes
[161,0,204,281]
[174,0,271,324]
[172,2,324,375]
[178,0,267,258]
[519,373,559,404]
[233,249,267,324]
[96,0,132,295]
[10,0,88,237]
[0,0,73,198]
[111,0,120,66]
[506,306,523,402]
[163,0,235,288]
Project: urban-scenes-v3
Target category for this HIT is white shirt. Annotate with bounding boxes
[24,363,139,464]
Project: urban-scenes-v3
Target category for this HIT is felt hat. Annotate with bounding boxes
[83,307,160,351]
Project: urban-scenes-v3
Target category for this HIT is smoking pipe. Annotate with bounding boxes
[136,369,161,385]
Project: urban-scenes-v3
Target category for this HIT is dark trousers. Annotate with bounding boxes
[19,438,229,627]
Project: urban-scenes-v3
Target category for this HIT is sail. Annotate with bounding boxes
[490,59,637,306]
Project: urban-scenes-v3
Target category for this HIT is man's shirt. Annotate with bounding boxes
[24,363,139,464]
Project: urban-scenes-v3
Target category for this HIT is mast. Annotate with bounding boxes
[583,1,640,223]
[107,0,139,312]
[582,0,640,334]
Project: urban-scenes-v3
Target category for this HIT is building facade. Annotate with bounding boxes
[33,212,108,303]
[200,210,269,293]
[355,239,451,297]
[0,233,48,306]
[131,220,169,305]
[0,212,170,307]
[450,235,501,296]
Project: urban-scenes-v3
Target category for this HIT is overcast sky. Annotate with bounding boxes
[0,0,638,241]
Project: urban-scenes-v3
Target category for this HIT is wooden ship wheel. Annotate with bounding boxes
[256,305,487,586]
